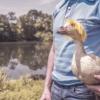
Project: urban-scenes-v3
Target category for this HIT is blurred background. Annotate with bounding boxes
[0,0,59,79]
[0,0,62,99]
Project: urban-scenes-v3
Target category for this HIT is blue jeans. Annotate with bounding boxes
[51,81,96,100]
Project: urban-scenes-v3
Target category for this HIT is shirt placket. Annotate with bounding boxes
[63,0,79,24]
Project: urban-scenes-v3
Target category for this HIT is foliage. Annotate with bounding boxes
[0,70,44,100]
[0,10,52,42]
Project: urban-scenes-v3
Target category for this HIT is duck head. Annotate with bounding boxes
[58,19,87,42]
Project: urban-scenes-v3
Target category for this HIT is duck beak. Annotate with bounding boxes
[57,26,69,35]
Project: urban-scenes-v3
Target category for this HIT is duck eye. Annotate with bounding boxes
[71,23,75,27]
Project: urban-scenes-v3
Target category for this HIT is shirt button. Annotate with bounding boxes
[68,7,71,10]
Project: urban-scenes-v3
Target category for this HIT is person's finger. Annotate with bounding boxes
[46,95,51,100]
[87,85,100,92]
[94,75,100,80]
[94,91,100,96]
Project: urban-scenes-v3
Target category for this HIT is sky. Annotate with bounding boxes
[0,0,59,16]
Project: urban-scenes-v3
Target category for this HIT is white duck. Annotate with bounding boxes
[58,19,100,85]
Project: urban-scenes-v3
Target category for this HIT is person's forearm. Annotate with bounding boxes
[44,44,55,90]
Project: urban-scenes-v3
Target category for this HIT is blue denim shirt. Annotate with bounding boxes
[52,0,100,86]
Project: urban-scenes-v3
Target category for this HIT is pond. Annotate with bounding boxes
[0,42,51,79]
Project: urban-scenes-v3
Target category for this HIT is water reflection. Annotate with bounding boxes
[0,42,51,79]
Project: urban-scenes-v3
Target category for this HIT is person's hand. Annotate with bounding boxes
[40,88,51,100]
[87,75,100,96]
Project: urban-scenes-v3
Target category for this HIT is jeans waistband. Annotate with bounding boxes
[53,80,84,89]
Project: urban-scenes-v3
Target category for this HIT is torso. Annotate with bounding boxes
[52,0,100,85]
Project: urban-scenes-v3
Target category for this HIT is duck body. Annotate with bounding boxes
[58,19,100,85]
[72,47,100,85]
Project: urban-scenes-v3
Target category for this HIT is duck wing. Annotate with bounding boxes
[88,54,100,65]
[79,54,100,84]
[80,55,100,73]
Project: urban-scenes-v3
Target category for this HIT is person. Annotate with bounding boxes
[40,0,100,100]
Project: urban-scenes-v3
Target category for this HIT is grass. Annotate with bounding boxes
[0,70,44,100]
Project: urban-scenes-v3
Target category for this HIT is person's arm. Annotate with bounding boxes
[44,44,55,89]
[40,44,55,100]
